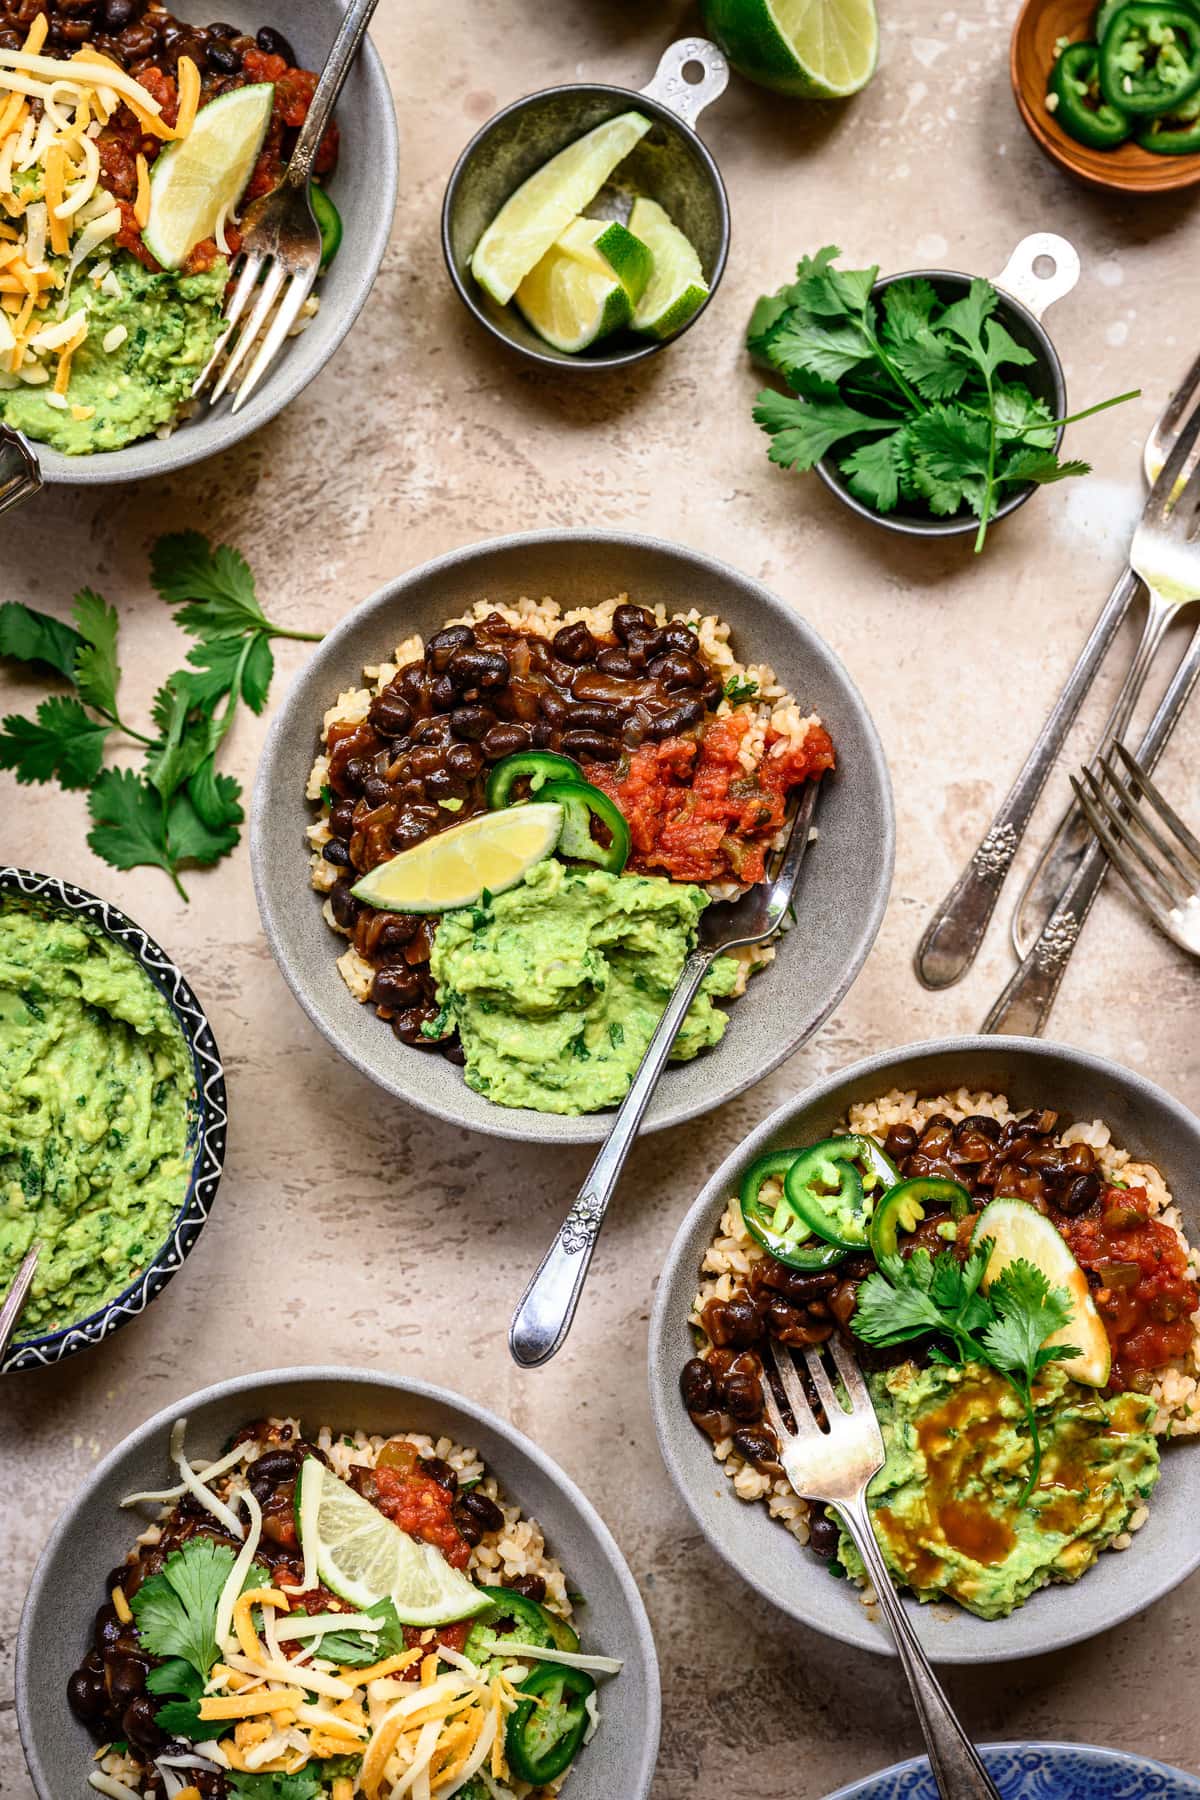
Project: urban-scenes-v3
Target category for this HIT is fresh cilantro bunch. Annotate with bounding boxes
[130,1538,269,1740]
[0,533,320,899]
[853,1240,1081,1503]
[748,247,1137,552]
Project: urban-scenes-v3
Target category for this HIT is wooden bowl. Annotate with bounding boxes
[1011,0,1200,193]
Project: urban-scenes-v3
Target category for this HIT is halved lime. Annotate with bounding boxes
[516,218,652,354]
[701,0,878,97]
[628,197,709,340]
[973,1197,1112,1388]
[142,83,274,269]
[351,802,562,914]
[297,1459,489,1629]
[470,111,653,306]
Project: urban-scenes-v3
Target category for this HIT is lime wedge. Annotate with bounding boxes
[972,1197,1112,1388]
[351,802,562,914]
[701,0,878,97]
[516,218,652,354]
[470,111,653,305]
[628,197,709,340]
[297,1459,489,1628]
[142,83,274,270]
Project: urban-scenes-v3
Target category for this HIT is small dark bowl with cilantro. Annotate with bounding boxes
[749,247,1137,551]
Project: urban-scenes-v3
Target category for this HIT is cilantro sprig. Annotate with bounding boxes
[748,247,1138,552]
[853,1241,1081,1503]
[0,533,320,899]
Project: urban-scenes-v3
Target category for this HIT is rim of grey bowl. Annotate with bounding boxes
[0,866,227,1373]
[15,1362,662,1800]
[249,526,895,1144]
[813,268,1066,539]
[21,5,398,487]
[648,1033,1200,1664]
[822,1742,1200,1799]
[440,83,730,372]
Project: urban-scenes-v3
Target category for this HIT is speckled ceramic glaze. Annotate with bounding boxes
[0,868,227,1373]
[649,1036,1200,1663]
[249,528,894,1144]
[441,42,730,370]
[20,0,397,488]
[824,1743,1200,1799]
[15,1366,661,1800]
[814,271,1066,539]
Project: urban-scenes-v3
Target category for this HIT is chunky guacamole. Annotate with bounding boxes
[0,899,194,1340]
[0,258,228,456]
[839,1360,1159,1619]
[428,858,739,1114]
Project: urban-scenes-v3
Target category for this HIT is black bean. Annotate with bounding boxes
[883,1123,919,1160]
[560,729,620,762]
[445,742,483,779]
[731,1426,779,1470]
[373,966,424,1010]
[448,646,510,692]
[391,809,440,851]
[530,720,554,748]
[94,1604,123,1654]
[721,1371,764,1423]
[206,39,241,71]
[256,23,296,62]
[450,704,495,743]
[341,755,373,794]
[538,687,570,727]
[363,776,392,808]
[552,622,599,664]
[420,1456,458,1493]
[808,1504,841,1560]
[408,745,446,778]
[482,722,532,761]
[375,915,422,958]
[503,1572,547,1603]
[122,1694,166,1755]
[706,1296,763,1349]
[595,647,636,679]
[648,651,706,690]
[645,696,705,740]
[369,691,414,737]
[613,602,654,643]
[457,1489,504,1534]
[659,622,700,656]
[108,1653,149,1708]
[681,1357,717,1413]
[399,663,430,705]
[1058,1171,1101,1217]
[248,1448,301,1497]
[102,0,138,28]
[322,839,352,868]
[430,673,457,710]
[67,1668,107,1723]
[329,798,356,840]
[565,701,622,734]
[425,767,467,802]
[329,879,360,930]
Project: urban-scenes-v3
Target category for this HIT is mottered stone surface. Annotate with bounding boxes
[1,0,1199,1793]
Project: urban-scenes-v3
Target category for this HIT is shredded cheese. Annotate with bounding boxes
[133,150,149,228]
[197,1689,306,1723]
[214,1486,263,1650]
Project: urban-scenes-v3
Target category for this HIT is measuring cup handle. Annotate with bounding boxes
[640,37,729,128]
[992,232,1080,321]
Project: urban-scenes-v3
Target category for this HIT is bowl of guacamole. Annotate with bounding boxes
[0,869,227,1374]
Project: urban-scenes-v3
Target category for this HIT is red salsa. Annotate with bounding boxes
[1060,1185,1200,1391]
[373,1461,472,1571]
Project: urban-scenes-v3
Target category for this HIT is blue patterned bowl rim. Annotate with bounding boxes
[0,867,228,1373]
[822,1742,1200,1799]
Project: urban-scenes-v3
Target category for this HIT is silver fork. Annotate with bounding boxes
[509,777,824,1369]
[1072,743,1200,956]
[915,351,1200,990]
[763,1337,1002,1800]
[193,0,381,414]
[0,425,42,517]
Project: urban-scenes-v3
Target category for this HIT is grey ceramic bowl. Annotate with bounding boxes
[813,233,1079,539]
[22,0,397,488]
[0,867,227,1374]
[16,1365,661,1800]
[442,38,730,370]
[250,528,894,1145]
[649,1035,1200,1664]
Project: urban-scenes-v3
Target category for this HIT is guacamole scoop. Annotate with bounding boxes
[0,900,194,1341]
[838,1361,1159,1619]
[428,858,739,1115]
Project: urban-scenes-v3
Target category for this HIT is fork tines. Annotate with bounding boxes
[1071,741,1200,952]
[194,255,317,415]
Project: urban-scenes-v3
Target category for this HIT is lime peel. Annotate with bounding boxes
[350,801,563,914]
[973,1196,1113,1388]
[516,218,652,354]
[628,197,710,339]
[142,83,274,270]
[701,0,878,98]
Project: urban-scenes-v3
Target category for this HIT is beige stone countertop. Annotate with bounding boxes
[2,0,1200,1793]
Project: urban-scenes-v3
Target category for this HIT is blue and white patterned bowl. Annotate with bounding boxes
[0,869,227,1374]
[824,1743,1200,1799]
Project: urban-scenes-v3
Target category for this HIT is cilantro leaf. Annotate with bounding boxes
[311,1596,406,1666]
[145,1657,204,1700]
[840,431,903,512]
[87,768,177,885]
[790,247,878,319]
[1001,448,1092,487]
[187,757,244,833]
[880,278,939,338]
[981,1258,1079,1375]
[723,674,759,704]
[0,601,83,679]
[71,588,121,720]
[150,532,271,640]
[992,384,1056,446]
[167,784,242,867]
[0,696,112,787]
[906,405,992,517]
[227,1773,325,1800]
[764,311,871,385]
[753,390,894,471]
[936,277,998,364]
[153,1697,205,1740]
[885,328,971,402]
[978,319,1036,379]
[130,1540,243,1680]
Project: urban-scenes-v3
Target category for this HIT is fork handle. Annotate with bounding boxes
[835,1494,1002,1800]
[508,947,713,1368]
[287,0,384,185]
[983,615,1200,1035]
[913,566,1139,990]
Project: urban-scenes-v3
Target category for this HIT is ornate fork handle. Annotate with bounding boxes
[915,568,1139,990]
[984,614,1200,1035]
[0,425,42,517]
[836,1493,1002,1800]
[508,948,713,1369]
[286,0,382,185]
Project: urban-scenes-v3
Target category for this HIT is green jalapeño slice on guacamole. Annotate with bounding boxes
[0,898,194,1340]
[429,858,739,1115]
